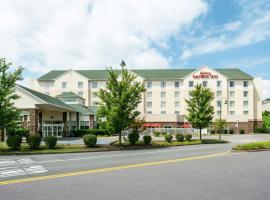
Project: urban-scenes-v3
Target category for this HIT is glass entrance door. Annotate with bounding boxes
[42,124,63,137]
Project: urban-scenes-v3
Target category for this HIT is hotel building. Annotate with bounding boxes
[24,66,262,135]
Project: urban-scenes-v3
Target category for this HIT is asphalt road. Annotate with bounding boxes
[0,135,270,200]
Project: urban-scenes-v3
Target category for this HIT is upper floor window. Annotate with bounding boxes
[92,82,98,88]
[229,91,235,98]
[78,82,83,89]
[147,92,152,98]
[62,82,67,89]
[160,81,166,88]
[243,101,248,107]
[92,92,97,98]
[174,111,180,115]
[174,101,180,107]
[217,81,222,87]
[203,81,208,87]
[78,92,83,97]
[161,111,166,114]
[229,81,235,88]
[243,91,249,97]
[174,81,179,88]
[216,91,222,97]
[230,101,235,108]
[217,101,221,107]
[147,82,152,89]
[161,91,166,98]
[189,81,194,87]
[174,91,180,98]
[243,81,249,87]
[147,111,152,114]
[147,101,152,108]
[161,101,166,107]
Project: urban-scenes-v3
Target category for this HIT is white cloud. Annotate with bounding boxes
[0,0,207,73]
[263,80,270,100]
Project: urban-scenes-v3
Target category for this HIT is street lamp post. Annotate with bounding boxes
[219,97,228,141]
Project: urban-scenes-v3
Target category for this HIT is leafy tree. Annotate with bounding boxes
[185,84,214,140]
[0,58,23,141]
[97,63,145,144]
[213,119,227,133]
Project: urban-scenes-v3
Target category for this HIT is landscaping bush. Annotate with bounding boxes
[83,134,97,147]
[255,128,270,133]
[165,134,173,142]
[210,130,215,134]
[128,130,140,145]
[162,132,167,136]
[7,128,29,138]
[6,135,22,149]
[153,132,160,137]
[240,129,245,134]
[175,133,184,142]
[229,129,234,134]
[223,129,228,134]
[184,134,192,141]
[201,139,228,144]
[143,135,152,145]
[76,129,110,137]
[26,135,41,149]
[44,136,57,149]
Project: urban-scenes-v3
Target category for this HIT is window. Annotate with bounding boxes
[147,111,152,114]
[174,91,180,98]
[92,82,98,88]
[92,101,98,106]
[147,101,152,108]
[161,101,166,107]
[161,111,166,114]
[161,91,166,98]
[217,111,221,115]
[160,81,166,88]
[174,101,180,107]
[147,82,152,89]
[62,82,67,89]
[189,81,194,87]
[229,81,235,87]
[78,92,83,97]
[243,101,248,107]
[230,101,235,109]
[78,82,83,89]
[216,91,222,97]
[229,91,235,98]
[217,81,222,87]
[243,81,249,87]
[230,111,235,115]
[174,111,180,115]
[217,101,221,107]
[174,81,179,88]
[243,110,249,115]
[92,92,97,98]
[189,91,193,97]
[147,92,152,98]
[243,91,248,97]
[203,81,208,87]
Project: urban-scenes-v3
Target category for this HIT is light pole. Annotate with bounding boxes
[219,97,228,141]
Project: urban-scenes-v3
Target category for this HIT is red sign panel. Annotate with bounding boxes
[193,71,218,79]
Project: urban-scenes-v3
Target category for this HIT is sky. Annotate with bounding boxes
[0,0,270,98]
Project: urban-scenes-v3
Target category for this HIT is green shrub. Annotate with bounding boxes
[184,134,192,141]
[26,135,41,149]
[210,130,215,134]
[165,134,173,142]
[223,129,228,134]
[6,135,22,149]
[83,134,97,147]
[175,133,184,142]
[128,130,140,145]
[7,128,29,137]
[44,136,57,149]
[201,139,228,144]
[143,135,152,145]
[153,132,160,137]
[162,132,167,136]
[255,128,270,133]
[75,129,110,137]
[229,129,234,134]
[240,129,245,134]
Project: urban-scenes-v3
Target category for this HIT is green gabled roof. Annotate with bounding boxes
[17,85,74,111]
[215,68,253,80]
[55,92,83,99]
[88,106,99,114]
[38,70,67,80]
[37,68,254,81]
[131,69,196,79]
[68,104,95,115]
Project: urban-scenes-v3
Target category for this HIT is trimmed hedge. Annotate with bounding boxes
[165,134,173,142]
[143,135,152,145]
[229,129,234,134]
[153,132,160,137]
[83,134,97,147]
[184,134,192,141]
[44,136,57,149]
[240,129,245,134]
[6,135,22,149]
[255,128,270,133]
[128,131,140,145]
[175,133,184,142]
[72,129,110,137]
[26,135,41,149]
[7,128,29,137]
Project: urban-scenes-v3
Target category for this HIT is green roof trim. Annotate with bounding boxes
[55,92,84,99]
[88,106,99,115]
[68,104,95,115]
[37,68,254,80]
[17,85,74,111]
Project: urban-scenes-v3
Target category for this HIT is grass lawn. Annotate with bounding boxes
[0,139,228,155]
[233,141,270,151]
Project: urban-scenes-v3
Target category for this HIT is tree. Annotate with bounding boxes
[0,58,23,141]
[185,84,214,140]
[97,64,145,144]
[213,119,227,133]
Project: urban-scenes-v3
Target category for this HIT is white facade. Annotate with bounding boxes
[32,67,262,131]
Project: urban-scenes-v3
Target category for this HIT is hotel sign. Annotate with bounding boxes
[193,71,218,79]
